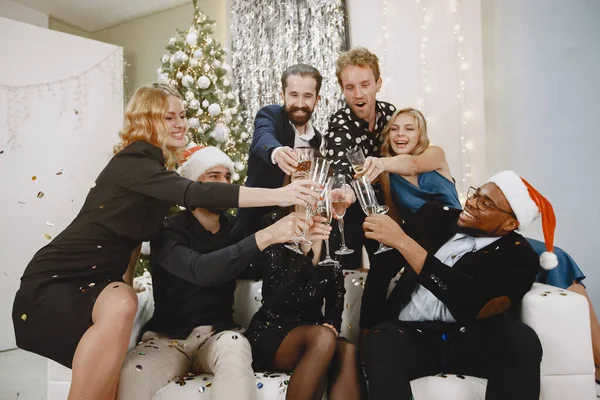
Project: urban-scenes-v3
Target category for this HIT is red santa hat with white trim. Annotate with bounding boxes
[487,170,558,270]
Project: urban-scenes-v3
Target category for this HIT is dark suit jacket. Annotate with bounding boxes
[238,104,322,233]
[360,203,539,329]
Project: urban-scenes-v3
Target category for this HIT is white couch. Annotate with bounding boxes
[47,272,596,399]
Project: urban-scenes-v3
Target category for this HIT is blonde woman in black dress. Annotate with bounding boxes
[12,84,317,400]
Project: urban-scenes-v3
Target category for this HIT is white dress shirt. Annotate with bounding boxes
[270,121,316,164]
[398,233,500,322]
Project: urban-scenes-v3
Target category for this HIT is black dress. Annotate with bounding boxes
[245,212,345,370]
[12,140,240,368]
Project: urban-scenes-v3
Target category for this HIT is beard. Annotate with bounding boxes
[284,102,313,126]
[454,222,487,237]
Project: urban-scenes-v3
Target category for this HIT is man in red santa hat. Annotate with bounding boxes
[360,170,554,400]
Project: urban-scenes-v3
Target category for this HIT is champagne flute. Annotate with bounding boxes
[331,175,354,255]
[293,146,315,180]
[351,176,393,254]
[317,179,338,266]
[285,157,332,254]
[346,147,367,176]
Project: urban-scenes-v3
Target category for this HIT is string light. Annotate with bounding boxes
[380,0,389,86]
[453,0,473,203]
[418,0,429,115]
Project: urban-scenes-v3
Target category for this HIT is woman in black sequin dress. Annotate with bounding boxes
[245,210,367,400]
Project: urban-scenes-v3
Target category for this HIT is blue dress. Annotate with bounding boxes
[389,171,585,289]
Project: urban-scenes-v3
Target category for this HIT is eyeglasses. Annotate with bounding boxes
[466,187,517,219]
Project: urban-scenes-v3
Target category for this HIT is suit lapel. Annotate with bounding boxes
[280,107,296,148]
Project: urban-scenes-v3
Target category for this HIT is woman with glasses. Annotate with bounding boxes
[361,107,600,385]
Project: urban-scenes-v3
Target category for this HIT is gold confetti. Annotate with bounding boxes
[99,205,104,209]
[46,221,55,227]
[31,176,37,181]
[21,314,27,321]
[37,191,44,199]
[56,171,63,176]
[43,234,52,240]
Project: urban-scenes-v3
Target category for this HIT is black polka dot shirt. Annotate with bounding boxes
[324,101,396,176]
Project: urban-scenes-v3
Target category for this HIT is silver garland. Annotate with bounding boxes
[230,0,348,141]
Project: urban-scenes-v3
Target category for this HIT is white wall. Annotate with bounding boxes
[346,0,487,197]
[0,0,48,28]
[482,0,600,307]
[50,0,227,98]
[0,17,123,350]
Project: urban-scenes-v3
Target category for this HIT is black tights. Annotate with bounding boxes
[271,325,367,400]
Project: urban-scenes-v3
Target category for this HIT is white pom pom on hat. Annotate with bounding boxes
[178,145,234,182]
[487,171,558,270]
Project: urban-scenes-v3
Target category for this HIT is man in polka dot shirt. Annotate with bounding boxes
[324,47,396,269]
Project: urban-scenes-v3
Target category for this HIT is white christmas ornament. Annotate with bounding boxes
[241,132,249,140]
[202,100,210,108]
[203,64,211,72]
[169,37,176,45]
[162,54,170,63]
[190,58,199,67]
[196,108,204,116]
[227,93,235,100]
[208,104,222,116]
[169,55,176,64]
[158,74,169,84]
[210,123,230,143]
[186,32,198,46]
[206,37,213,45]
[193,49,203,59]
[182,100,188,108]
[223,79,230,87]
[189,99,200,109]
[182,75,195,87]
[188,117,200,129]
[197,76,211,89]
[185,91,195,101]
[212,60,221,68]
[176,71,184,79]
[233,173,240,181]
[174,51,188,63]
[222,63,232,73]
[230,107,238,115]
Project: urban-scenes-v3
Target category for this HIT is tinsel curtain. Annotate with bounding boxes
[230,0,348,141]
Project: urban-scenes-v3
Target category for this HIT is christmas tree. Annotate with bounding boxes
[157,0,249,183]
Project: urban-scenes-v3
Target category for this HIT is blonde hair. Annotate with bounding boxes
[113,84,184,169]
[380,108,430,157]
[335,47,380,87]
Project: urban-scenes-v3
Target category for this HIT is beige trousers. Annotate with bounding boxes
[117,326,256,400]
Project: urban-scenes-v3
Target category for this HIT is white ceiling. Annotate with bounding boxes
[12,0,192,32]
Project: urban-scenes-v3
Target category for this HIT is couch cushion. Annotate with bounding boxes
[410,375,487,400]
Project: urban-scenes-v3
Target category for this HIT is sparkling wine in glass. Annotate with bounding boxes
[285,157,332,254]
[317,179,338,266]
[331,175,354,255]
[351,177,393,255]
[346,147,366,176]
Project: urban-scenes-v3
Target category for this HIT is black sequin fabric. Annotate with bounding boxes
[245,211,345,370]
